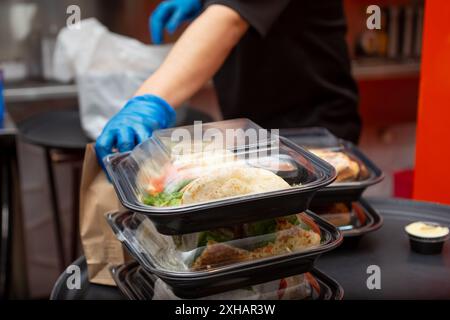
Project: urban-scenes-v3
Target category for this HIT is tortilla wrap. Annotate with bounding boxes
[181,167,290,205]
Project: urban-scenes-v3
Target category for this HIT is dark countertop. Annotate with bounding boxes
[317,198,450,299]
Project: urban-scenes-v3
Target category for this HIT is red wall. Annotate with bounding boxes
[413,0,450,204]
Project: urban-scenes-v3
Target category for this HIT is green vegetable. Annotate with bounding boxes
[197,229,236,247]
[298,220,311,231]
[246,219,277,237]
[245,219,277,248]
[192,228,236,263]
[143,191,183,207]
[285,214,300,226]
[253,234,277,248]
[283,214,311,231]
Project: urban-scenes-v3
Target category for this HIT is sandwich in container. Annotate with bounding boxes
[107,209,342,298]
[104,119,336,235]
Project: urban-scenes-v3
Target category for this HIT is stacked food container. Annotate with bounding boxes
[103,119,379,300]
[281,128,384,246]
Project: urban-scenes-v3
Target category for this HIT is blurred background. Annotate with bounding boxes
[0,0,426,298]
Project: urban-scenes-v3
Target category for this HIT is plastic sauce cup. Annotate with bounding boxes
[405,221,450,255]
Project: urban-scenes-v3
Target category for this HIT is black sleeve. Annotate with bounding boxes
[202,0,291,37]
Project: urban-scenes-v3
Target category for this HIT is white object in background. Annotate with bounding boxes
[9,3,37,41]
[0,61,28,81]
[53,18,172,140]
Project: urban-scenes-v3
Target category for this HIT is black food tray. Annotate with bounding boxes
[110,262,344,300]
[311,198,383,248]
[107,210,342,299]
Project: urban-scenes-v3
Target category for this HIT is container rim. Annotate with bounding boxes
[104,136,337,215]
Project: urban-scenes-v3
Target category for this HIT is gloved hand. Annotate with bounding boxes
[150,0,202,44]
[95,94,176,169]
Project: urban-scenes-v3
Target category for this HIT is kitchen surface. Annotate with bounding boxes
[1,0,449,309]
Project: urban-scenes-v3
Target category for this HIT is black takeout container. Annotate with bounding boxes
[310,198,383,247]
[280,127,384,204]
[110,261,344,300]
[107,210,342,298]
[105,120,336,235]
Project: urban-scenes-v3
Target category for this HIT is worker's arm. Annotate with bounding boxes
[135,4,249,107]
[95,4,248,167]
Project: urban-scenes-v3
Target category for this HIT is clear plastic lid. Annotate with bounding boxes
[105,119,335,212]
[280,127,341,149]
[280,127,372,183]
[108,210,334,275]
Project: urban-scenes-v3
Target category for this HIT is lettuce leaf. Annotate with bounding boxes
[143,191,183,207]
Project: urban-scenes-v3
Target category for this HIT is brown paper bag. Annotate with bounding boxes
[79,143,125,286]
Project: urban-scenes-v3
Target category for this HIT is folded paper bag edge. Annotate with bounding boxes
[79,143,125,286]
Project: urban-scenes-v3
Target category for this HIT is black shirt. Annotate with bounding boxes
[202,0,361,143]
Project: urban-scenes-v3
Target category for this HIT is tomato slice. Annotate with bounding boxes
[352,202,367,225]
[298,213,321,237]
[145,164,178,195]
[305,272,321,295]
[277,278,288,299]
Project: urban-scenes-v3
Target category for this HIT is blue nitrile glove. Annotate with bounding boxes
[150,0,202,44]
[95,94,176,170]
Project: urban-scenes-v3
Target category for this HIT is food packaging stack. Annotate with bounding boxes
[103,119,379,300]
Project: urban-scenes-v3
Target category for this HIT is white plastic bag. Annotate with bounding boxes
[53,18,172,139]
